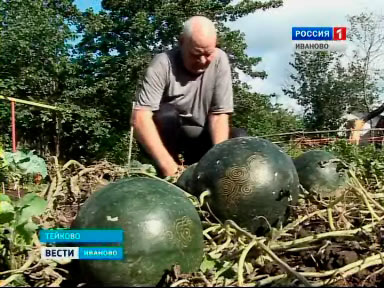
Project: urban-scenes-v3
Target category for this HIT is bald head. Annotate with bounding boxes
[180,16,218,74]
[182,16,217,41]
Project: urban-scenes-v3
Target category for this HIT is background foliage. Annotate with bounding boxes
[283,12,384,131]
[1,1,383,165]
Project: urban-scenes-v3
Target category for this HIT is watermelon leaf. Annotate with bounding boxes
[4,150,48,178]
[0,194,11,202]
[16,193,47,224]
[16,221,39,244]
[17,154,48,178]
[0,144,7,168]
[0,200,15,224]
[200,255,217,272]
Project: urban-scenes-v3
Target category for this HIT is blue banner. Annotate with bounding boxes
[292,27,333,41]
[79,247,124,260]
[39,229,124,243]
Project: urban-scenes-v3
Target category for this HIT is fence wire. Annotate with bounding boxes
[257,128,384,151]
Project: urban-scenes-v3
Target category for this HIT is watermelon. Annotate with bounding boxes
[71,177,204,287]
[294,150,348,197]
[193,137,299,235]
[176,163,198,195]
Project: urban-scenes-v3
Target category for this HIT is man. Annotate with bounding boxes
[132,16,246,177]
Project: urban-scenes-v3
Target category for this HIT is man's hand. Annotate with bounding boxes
[132,109,179,176]
[165,165,186,183]
[209,113,230,145]
[160,159,180,177]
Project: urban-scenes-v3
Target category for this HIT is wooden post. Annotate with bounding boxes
[54,112,61,158]
[11,101,16,152]
[127,101,136,174]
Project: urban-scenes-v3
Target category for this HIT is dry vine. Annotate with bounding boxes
[2,159,384,287]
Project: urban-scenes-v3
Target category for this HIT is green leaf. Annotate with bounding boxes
[214,260,236,280]
[16,193,47,224]
[0,273,28,287]
[3,151,48,178]
[17,154,48,178]
[17,192,39,207]
[200,254,218,273]
[0,145,7,168]
[0,200,15,224]
[5,151,27,164]
[0,194,11,202]
[16,221,39,244]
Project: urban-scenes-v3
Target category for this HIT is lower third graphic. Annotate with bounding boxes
[41,247,123,260]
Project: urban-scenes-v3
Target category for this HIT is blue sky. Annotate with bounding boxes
[227,0,384,112]
[73,0,384,113]
[74,0,101,12]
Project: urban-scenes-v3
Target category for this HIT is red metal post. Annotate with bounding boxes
[11,101,16,152]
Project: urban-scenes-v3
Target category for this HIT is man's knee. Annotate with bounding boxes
[230,127,248,138]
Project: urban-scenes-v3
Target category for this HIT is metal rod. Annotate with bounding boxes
[0,95,59,110]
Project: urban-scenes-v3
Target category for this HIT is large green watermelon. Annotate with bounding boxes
[176,163,198,195]
[71,177,204,287]
[294,150,348,197]
[193,137,299,235]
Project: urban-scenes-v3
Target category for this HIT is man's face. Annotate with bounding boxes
[181,34,217,75]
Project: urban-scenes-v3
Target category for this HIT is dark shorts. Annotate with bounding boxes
[151,103,247,165]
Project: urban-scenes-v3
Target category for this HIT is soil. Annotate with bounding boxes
[4,187,27,200]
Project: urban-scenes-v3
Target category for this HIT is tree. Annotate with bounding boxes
[347,12,384,113]
[283,51,359,130]
[0,0,79,103]
[232,83,303,137]
[73,0,292,162]
[0,0,114,160]
[0,0,77,154]
[283,12,384,132]
[0,0,304,163]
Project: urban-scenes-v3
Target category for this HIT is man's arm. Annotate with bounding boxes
[133,53,180,177]
[209,49,234,145]
[209,113,230,144]
[132,109,179,176]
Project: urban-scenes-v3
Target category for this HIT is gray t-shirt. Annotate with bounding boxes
[135,47,234,127]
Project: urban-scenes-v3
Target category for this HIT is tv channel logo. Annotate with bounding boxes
[292,27,347,52]
[333,27,347,41]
